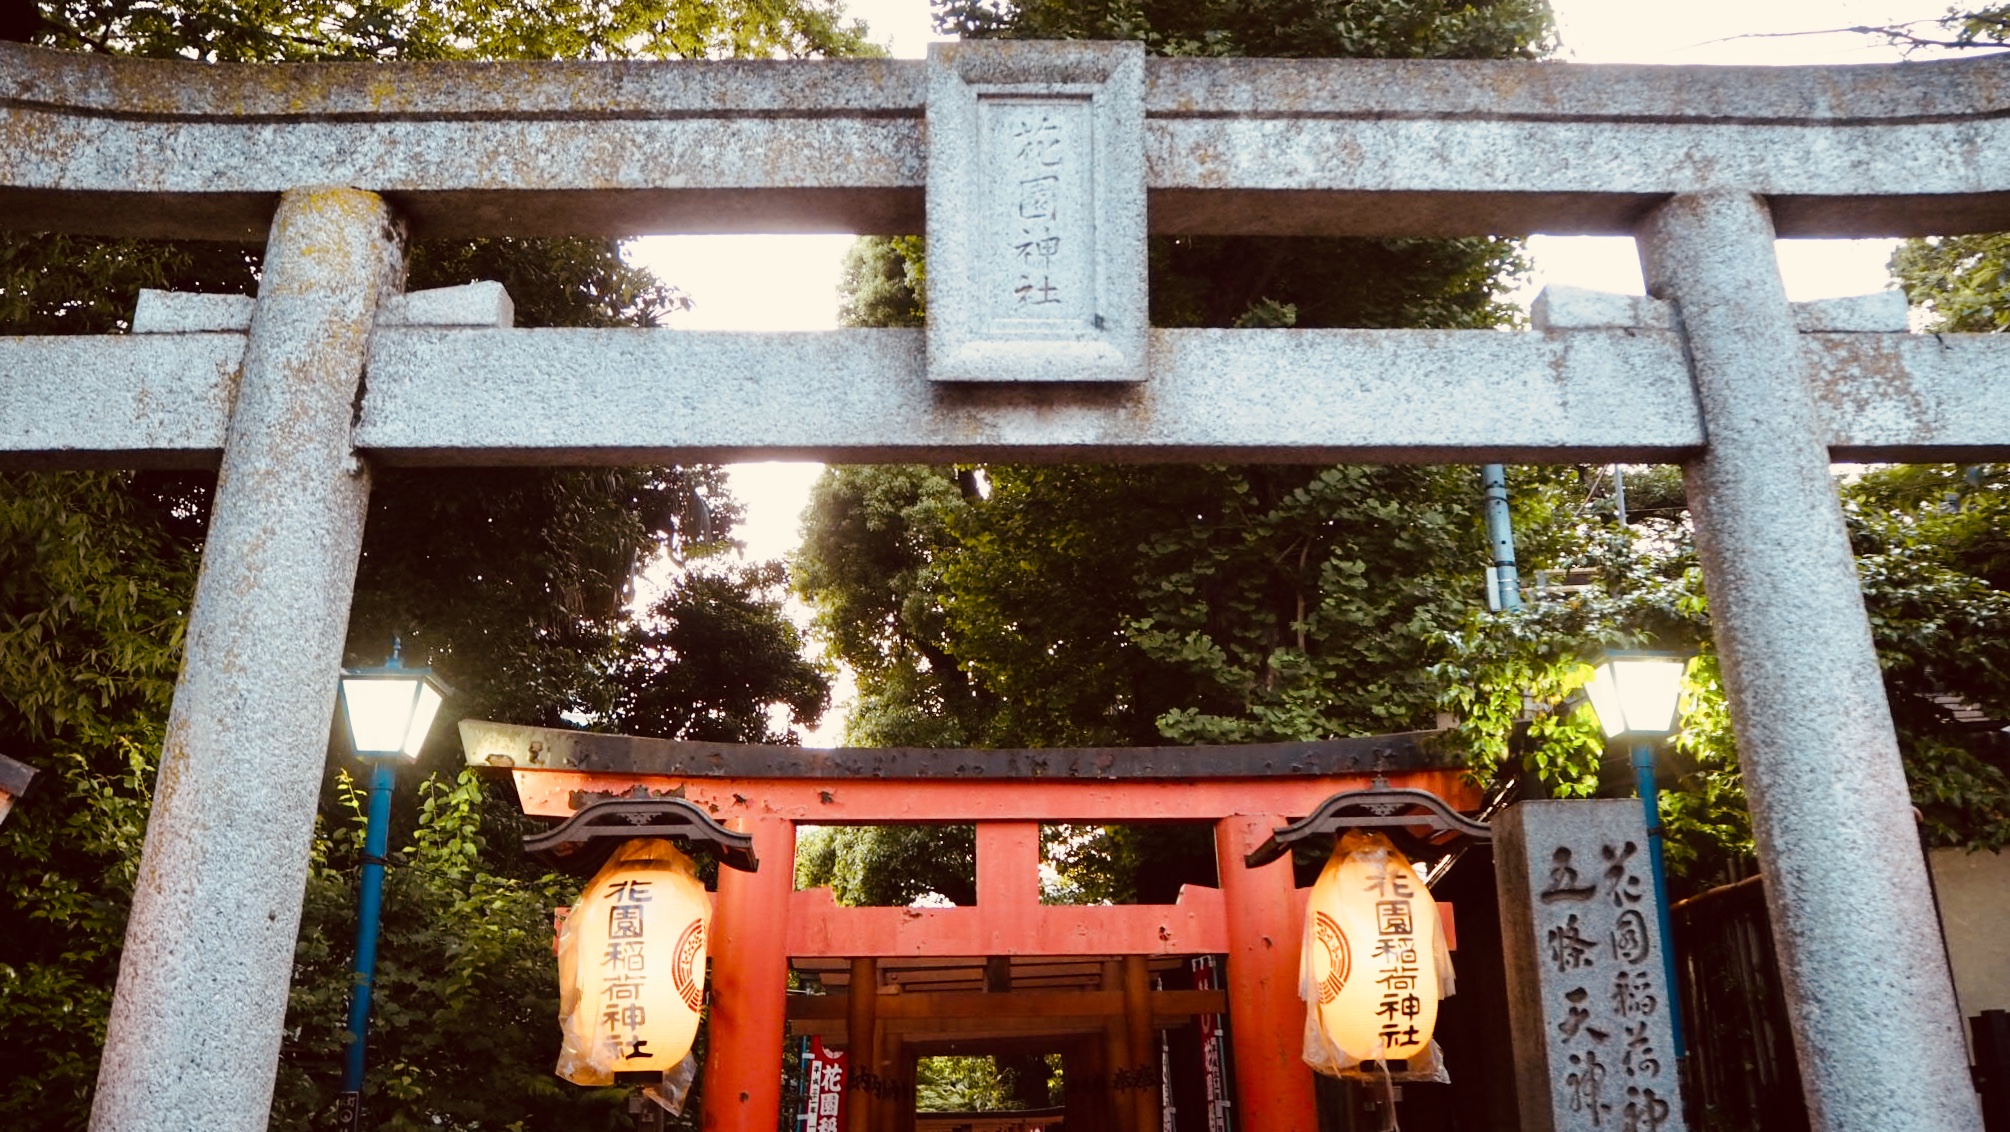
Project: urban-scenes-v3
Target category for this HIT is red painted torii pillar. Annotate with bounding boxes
[703,816,796,1132]
[1217,814,1319,1132]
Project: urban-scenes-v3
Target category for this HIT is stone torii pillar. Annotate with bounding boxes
[1637,191,1983,1132]
[90,188,403,1132]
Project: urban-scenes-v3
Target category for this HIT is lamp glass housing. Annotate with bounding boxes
[340,671,445,758]
[1584,653,1687,740]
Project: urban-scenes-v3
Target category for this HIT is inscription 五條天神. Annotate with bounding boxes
[1539,841,1675,1131]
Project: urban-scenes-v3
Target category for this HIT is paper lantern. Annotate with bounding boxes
[555,838,713,1084]
[1301,831,1450,1071]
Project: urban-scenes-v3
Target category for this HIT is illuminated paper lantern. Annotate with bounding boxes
[555,838,713,1084]
[1300,831,1454,1074]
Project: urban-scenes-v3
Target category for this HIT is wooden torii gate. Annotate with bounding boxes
[461,720,1483,1132]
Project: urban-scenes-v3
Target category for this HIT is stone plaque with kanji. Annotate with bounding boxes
[925,40,1145,383]
[1496,800,1686,1132]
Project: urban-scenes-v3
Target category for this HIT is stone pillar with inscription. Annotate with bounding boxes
[1497,800,1685,1132]
[925,40,1146,384]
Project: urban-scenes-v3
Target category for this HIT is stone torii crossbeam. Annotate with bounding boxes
[4,37,2006,1132]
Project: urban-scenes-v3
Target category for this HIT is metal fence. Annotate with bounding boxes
[1672,877,1809,1132]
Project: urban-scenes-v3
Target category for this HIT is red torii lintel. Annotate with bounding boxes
[463,721,1483,1132]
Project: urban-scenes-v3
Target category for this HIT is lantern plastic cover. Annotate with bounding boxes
[555,838,713,1085]
[1300,831,1455,1081]
[1583,655,1686,740]
[339,675,444,758]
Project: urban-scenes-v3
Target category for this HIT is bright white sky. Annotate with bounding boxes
[624,0,1976,740]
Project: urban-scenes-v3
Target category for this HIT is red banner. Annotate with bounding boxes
[1192,956,1232,1132]
[800,1037,848,1132]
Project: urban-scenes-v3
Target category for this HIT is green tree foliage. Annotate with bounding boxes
[1876,41,2010,852]
[913,1056,1025,1113]
[1440,463,2010,883]
[948,464,1524,748]
[1847,465,2010,849]
[1877,19,2010,848]
[608,561,830,745]
[0,473,193,1124]
[795,824,978,907]
[945,0,1545,336]
[791,464,1564,744]
[837,235,927,330]
[798,0,2010,912]
[939,0,1550,59]
[1885,3,2008,333]
[1863,3,2009,51]
[1432,512,1747,884]
[1893,232,2010,333]
[273,772,618,1132]
[793,466,976,748]
[1942,4,2010,46]
[0,466,826,1131]
[34,0,871,60]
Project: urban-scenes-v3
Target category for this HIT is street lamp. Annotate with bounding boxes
[1582,649,1690,1058]
[333,640,448,1131]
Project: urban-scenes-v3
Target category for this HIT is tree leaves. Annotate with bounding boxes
[939,0,1553,61]
[1893,233,2010,334]
[35,0,873,61]
[0,473,192,1129]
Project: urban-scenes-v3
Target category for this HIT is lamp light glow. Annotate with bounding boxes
[338,651,448,759]
[1583,652,1688,740]
[555,839,712,1083]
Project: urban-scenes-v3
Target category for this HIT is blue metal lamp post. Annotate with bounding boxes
[1583,649,1691,1058]
[333,642,447,1131]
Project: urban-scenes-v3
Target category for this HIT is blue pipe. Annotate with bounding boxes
[1482,464,1523,612]
[1631,743,1687,1058]
[341,757,397,1107]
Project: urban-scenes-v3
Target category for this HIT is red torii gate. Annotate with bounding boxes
[463,720,1484,1132]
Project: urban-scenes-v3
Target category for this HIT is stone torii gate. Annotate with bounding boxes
[3,36,2007,1132]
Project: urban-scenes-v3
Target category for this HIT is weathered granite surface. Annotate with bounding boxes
[378,280,515,328]
[1532,285,1909,333]
[0,38,2001,1132]
[132,289,255,333]
[1497,801,1686,1132]
[1640,191,1979,1132]
[8,321,2010,467]
[6,42,2010,239]
[926,41,1146,383]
